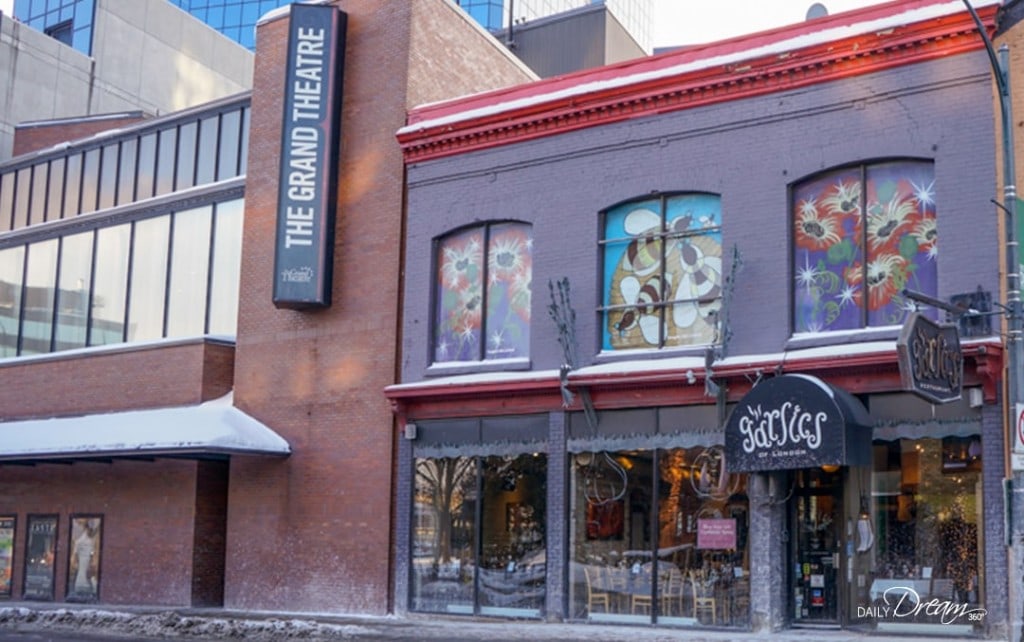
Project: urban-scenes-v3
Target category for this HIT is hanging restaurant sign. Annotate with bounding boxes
[273,3,347,309]
[724,374,871,472]
[896,312,963,404]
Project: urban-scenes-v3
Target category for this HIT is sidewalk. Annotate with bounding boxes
[0,602,999,641]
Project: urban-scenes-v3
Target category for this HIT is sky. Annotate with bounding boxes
[651,0,895,49]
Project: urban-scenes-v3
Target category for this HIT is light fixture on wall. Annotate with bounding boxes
[821,464,840,474]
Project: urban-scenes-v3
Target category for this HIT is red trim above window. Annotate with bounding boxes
[398,2,996,163]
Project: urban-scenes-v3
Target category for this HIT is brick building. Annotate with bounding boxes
[0,0,533,614]
[390,0,1013,636]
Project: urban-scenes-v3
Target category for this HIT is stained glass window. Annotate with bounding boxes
[793,160,937,333]
[601,194,723,351]
[434,222,532,363]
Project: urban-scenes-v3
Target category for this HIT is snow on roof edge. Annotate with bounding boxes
[398,0,999,136]
[0,392,291,460]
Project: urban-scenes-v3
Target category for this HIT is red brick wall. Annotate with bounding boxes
[227,0,537,615]
[191,460,228,607]
[0,338,234,421]
[12,115,149,158]
[0,459,199,606]
[227,0,413,614]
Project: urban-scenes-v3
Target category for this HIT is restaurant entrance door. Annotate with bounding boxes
[791,467,842,626]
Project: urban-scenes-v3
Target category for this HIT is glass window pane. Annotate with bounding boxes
[484,223,531,360]
[208,199,243,335]
[867,438,982,630]
[238,107,249,176]
[175,122,197,190]
[127,216,170,341]
[90,223,130,346]
[602,199,663,350]
[13,167,32,229]
[411,457,476,614]
[865,161,937,327]
[166,206,212,338]
[663,194,722,348]
[97,144,118,210]
[478,454,546,617]
[80,148,100,215]
[655,447,748,626]
[0,172,14,232]
[155,129,177,197]
[54,231,94,351]
[793,167,864,333]
[20,238,59,355]
[136,134,157,199]
[568,449,654,623]
[218,109,241,180]
[116,138,137,205]
[63,152,83,218]
[29,163,48,226]
[47,158,65,222]
[0,246,25,357]
[434,227,484,362]
[195,116,219,185]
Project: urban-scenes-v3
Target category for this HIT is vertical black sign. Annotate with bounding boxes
[273,4,347,309]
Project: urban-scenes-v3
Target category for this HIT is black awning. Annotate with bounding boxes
[724,374,871,473]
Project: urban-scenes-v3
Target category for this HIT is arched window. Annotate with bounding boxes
[433,222,532,363]
[793,160,936,333]
[600,193,723,351]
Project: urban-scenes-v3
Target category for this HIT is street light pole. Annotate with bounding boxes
[962,0,1023,466]
[963,1,1023,638]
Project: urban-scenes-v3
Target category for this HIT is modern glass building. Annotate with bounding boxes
[15,0,652,54]
[456,0,652,52]
[0,94,250,357]
[12,0,95,54]
[166,0,289,50]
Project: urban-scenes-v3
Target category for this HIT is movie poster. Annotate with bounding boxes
[67,515,102,602]
[23,515,57,600]
[0,516,14,597]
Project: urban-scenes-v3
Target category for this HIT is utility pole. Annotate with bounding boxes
[962,2,1022,640]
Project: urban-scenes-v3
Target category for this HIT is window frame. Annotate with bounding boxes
[597,192,724,353]
[430,220,533,367]
[790,158,937,336]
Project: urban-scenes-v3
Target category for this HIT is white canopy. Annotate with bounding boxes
[0,393,290,462]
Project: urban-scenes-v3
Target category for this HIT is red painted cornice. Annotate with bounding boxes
[398,1,997,163]
[385,340,1003,421]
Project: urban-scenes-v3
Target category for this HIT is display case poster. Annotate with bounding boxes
[67,516,102,602]
[24,515,57,600]
[697,517,737,549]
[0,516,14,597]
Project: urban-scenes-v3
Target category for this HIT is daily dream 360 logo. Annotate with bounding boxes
[859,586,986,625]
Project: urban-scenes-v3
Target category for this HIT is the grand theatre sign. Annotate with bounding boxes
[273,3,347,309]
[724,374,872,473]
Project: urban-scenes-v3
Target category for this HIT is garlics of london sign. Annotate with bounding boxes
[896,312,963,404]
[724,374,871,472]
[273,4,347,309]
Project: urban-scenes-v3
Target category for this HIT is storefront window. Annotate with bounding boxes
[569,447,749,627]
[863,437,983,632]
[411,453,547,617]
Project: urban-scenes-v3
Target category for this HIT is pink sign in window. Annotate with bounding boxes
[697,518,737,550]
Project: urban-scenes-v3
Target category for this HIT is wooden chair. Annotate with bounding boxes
[584,566,611,615]
[689,570,717,624]
[660,567,685,617]
[630,567,654,614]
